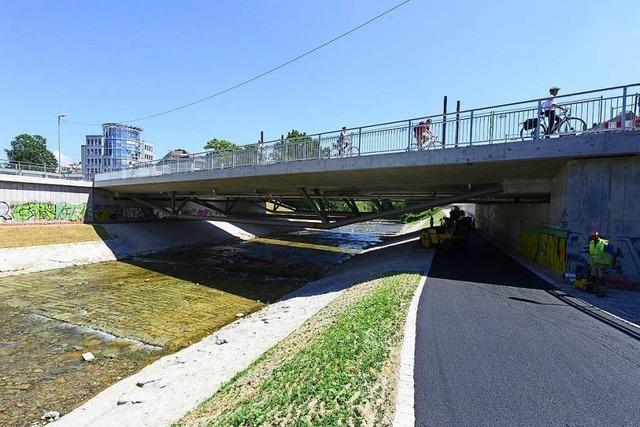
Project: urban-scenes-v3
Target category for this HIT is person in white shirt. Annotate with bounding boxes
[541,86,567,135]
[336,126,351,156]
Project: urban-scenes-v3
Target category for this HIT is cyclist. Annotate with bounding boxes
[541,86,567,135]
[336,126,351,156]
[413,118,434,149]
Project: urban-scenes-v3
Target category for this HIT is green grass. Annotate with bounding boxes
[176,273,420,427]
[400,207,443,224]
[0,224,112,248]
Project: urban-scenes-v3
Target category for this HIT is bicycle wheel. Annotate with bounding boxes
[558,118,587,136]
[520,123,547,141]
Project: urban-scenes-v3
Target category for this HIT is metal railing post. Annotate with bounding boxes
[454,100,460,147]
[442,96,447,147]
[407,120,412,151]
[232,149,236,168]
[534,100,542,140]
[317,134,322,159]
[358,127,362,155]
[469,110,474,145]
[621,86,628,130]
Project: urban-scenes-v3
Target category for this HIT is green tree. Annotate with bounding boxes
[274,129,320,161]
[285,129,312,142]
[5,134,58,168]
[204,138,237,151]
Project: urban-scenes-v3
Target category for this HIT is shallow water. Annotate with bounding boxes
[0,222,399,426]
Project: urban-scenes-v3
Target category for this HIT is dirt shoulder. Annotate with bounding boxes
[0,224,111,249]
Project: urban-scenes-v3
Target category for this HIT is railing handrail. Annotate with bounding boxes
[95,82,640,180]
[0,158,85,180]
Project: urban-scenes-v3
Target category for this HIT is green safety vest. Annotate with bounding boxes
[589,239,612,265]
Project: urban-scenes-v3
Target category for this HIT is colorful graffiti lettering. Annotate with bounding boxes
[0,202,10,220]
[519,227,567,274]
[0,202,87,223]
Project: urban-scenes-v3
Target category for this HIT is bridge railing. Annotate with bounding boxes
[0,159,85,180]
[95,83,640,182]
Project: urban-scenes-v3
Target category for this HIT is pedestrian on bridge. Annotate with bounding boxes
[588,231,613,297]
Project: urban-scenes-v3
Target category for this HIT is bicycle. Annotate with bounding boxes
[330,135,359,157]
[520,106,587,141]
[413,132,438,150]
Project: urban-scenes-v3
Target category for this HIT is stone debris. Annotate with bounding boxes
[235,312,245,318]
[41,410,61,421]
[214,336,228,345]
[73,345,84,351]
[117,399,143,405]
[81,352,95,362]
[135,379,157,388]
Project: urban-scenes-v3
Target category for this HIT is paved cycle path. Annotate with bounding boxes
[414,233,640,426]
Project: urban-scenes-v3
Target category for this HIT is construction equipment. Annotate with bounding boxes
[420,206,473,250]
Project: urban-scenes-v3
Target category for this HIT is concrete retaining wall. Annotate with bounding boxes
[0,175,92,224]
[0,176,254,224]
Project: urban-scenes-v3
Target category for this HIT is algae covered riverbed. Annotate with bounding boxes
[0,228,383,426]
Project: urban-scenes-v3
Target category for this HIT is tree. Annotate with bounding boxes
[204,138,236,151]
[273,129,320,161]
[5,134,58,168]
[285,129,312,143]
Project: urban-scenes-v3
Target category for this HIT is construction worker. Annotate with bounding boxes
[588,232,613,297]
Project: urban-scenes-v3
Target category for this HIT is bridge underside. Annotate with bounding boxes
[94,132,639,228]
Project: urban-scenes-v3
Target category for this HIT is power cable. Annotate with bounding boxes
[63,0,413,126]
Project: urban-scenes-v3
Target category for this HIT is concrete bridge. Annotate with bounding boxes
[90,83,640,283]
[93,84,640,225]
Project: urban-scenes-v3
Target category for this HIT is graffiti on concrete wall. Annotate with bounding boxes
[519,227,567,274]
[91,204,155,222]
[0,201,87,223]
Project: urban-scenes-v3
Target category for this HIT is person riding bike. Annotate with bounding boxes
[541,86,567,135]
[413,118,434,149]
[336,126,351,156]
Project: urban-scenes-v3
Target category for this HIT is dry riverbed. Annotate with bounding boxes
[0,229,381,427]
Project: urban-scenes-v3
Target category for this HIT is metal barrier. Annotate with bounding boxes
[0,159,85,180]
[95,83,640,182]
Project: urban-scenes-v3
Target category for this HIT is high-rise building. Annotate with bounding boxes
[81,123,153,179]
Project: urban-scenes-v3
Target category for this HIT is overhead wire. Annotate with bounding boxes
[62,0,413,126]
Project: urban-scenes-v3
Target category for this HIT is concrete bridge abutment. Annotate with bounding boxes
[477,155,640,284]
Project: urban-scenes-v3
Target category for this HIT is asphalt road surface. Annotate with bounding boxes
[414,232,640,426]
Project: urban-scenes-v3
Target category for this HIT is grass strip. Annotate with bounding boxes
[176,272,420,427]
[0,224,111,248]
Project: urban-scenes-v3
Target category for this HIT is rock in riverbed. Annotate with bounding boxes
[81,352,95,362]
[42,410,61,421]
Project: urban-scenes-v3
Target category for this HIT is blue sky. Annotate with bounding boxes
[1,0,638,163]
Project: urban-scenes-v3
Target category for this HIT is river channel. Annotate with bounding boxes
[0,222,404,426]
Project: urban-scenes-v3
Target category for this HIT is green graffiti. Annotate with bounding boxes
[12,203,55,221]
[8,202,87,222]
[56,203,86,221]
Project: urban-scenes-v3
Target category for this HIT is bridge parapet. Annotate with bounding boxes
[95,83,639,182]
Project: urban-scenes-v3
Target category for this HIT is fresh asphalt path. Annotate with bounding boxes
[414,232,640,426]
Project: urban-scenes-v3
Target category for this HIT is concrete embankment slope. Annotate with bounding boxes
[0,221,284,277]
[51,234,429,427]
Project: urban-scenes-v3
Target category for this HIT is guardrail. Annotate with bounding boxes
[95,83,640,182]
[0,159,85,180]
